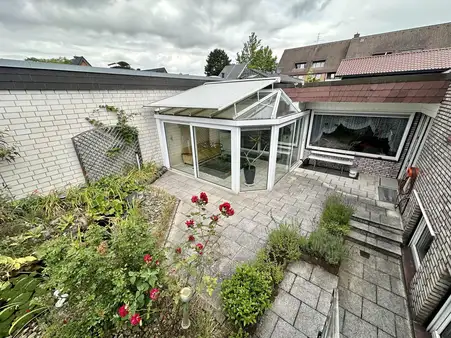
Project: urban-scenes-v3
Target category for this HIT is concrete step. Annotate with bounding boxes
[350,220,403,244]
[346,229,402,258]
[351,213,403,234]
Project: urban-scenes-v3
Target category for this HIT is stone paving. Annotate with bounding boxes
[152,168,412,338]
[255,261,338,338]
[339,241,413,338]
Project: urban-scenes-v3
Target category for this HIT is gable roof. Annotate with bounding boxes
[219,64,247,79]
[71,56,91,66]
[336,48,451,77]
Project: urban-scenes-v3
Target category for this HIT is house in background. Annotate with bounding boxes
[219,63,299,83]
[143,67,168,73]
[279,22,451,82]
[70,56,91,66]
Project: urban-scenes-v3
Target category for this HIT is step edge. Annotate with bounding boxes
[346,232,402,258]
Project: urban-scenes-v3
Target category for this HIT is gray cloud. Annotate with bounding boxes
[0,0,449,74]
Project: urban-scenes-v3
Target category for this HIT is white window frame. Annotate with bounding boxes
[312,60,326,68]
[428,294,451,337]
[295,62,306,69]
[306,110,415,161]
[409,190,435,269]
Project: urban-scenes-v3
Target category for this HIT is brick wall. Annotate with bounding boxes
[0,89,180,198]
[402,84,451,323]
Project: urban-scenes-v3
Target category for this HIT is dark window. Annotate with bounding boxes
[295,62,306,69]
[372,52,393,56]
[312,60,326,68]
[413,217,433,264]
[326,72,336,79]
[309,114,410,157]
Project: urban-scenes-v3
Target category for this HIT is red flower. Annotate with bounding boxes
[195,243,204,252]
[188,235,195,241]
[219,202,231,213]
[26,309,30,313]
[149,288,160,301]
[185,219,195,228]
[199,192,208,204]
[130,313,142,326]
[191,195,199,203]
[175,247,182,254]
[118,304,129,318]
[63,319,68,324]
[155,260,160,266]
[226,208,235,216]
[210,214,219,222]
[143,254,152,264]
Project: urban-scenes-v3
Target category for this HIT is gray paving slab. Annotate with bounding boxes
[255,310,278,338]
[279,271,296,293]
[294,303,326,338]
[342,310,378,338]
[287,260,313,280]
[348,274,377,302]
[362,299,396,336]
[290,276,321,308]
[395,315,414,338]
[310,265,339,293]
[363,264,391,290]
[271,289,301,325]
[317,289,333,315]
[376,287,408,319]
[271,318,307,338]
[338,287,362,317]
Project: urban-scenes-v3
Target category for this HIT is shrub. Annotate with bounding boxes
[319,195,353,236]
[267,223,302,264]
[254,249,284,287]
[299,228,347,266]
[221,263,273,328]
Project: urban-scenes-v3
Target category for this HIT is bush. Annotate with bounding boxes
[267,223,302,264]
[254,249,284,287]
[221,264,273,328]
[299,227,347,266]
[319,195,353,236]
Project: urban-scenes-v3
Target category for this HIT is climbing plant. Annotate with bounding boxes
[0,130,19,163]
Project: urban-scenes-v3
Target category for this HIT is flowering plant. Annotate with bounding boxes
[172,192,234,296]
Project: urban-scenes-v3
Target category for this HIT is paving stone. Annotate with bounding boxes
[363,265,391,290]
[255,310,278,338]
[316,289,332,315]
[287,260,313,280]
[390,276,407,299]
[233,246,255,263]
[348,274,377,302]
[362,299,396,336]
[271,289,300,325]
[377,287,408,318]
[217,238,242,260]
[294,303,326,338]
[310,265,339,293]
[280,271,296,293]
[239,218,260,234]
[211,256,234,278]
[338,287,362,317]
[235,231,262,252]
[342,310,378,338]
[254,212,273,225]
[395,315,414,338]
[222,225,244,241]
[271,318,307,338]
[378,329,395,338]
[340,258,363,278]
[290,276,321,308]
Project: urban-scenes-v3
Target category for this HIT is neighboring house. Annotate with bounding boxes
[219,63,300,83]
[143,67,168,73]
[279,22,451,81]
[70,56,91,66]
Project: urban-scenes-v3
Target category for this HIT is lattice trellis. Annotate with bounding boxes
[72,126,142,183]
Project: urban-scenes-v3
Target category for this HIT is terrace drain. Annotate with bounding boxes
[360,250,370,259]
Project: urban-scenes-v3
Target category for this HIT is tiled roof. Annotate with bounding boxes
[336,48,451,76]
[283,80,450,104]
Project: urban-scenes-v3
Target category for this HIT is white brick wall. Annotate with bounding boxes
[0,89,180,198]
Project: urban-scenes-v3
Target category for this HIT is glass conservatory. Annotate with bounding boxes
[147,78,309,193]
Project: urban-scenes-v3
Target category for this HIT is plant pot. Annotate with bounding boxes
[243,165,256,185]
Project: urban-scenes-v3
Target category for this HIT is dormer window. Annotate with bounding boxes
[295,62,306,69]
[312,60,326,68]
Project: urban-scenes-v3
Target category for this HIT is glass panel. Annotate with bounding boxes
[194,127,231,189]
[240,128,271,191]
[240,93,278,120]
[164,123,194,175]
[441,320,451,337]
[215,91,272,119]
[415,218,433,263]
[275,123,296,183]
[310,114,410,157]
[276,94,298,117]
[290,119,303,166]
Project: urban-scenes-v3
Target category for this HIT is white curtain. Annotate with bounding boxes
[310,114,408,153]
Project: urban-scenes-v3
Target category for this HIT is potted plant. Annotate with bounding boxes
[243,134,268,186]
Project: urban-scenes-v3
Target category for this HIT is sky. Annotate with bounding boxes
[0,0,450,75]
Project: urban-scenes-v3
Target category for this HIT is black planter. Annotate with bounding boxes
[243,165,256,185]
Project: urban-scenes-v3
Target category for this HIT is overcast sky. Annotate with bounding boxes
[0,0,449,75]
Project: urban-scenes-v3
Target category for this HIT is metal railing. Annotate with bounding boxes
[319,288,340,338]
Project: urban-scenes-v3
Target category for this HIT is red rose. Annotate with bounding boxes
[143,254,152,264]
[118,304,129,318]
[175,247,182,254]
[155,260,160,266]
[226,208,235,216]
[199,192,208,204]
[185,219,195,228]
[149,288,160,301]
[188,235,195,241]
[191,195,199,203]
[210,214,219,222]
[196,243,204,251]
[219,202,231,213]
[130,313,142,326]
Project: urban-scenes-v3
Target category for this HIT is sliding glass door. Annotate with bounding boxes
[164,122,194,176]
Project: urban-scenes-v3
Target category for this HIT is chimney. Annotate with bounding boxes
[353,32,360,38]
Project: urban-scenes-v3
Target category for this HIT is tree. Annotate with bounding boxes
[204,49,231,76]
[236,32,277,72]
[108,61,133,69]
[304,68,320,83]
[25,57,72,64]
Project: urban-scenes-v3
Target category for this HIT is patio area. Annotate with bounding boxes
[152,167,412,337]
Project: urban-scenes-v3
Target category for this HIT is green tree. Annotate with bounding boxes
[304,68,320,83]
[25,57,72,64]
[204,49,231,76]
[236,32,277,72]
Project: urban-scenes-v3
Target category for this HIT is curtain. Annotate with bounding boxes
[310,114,409,154]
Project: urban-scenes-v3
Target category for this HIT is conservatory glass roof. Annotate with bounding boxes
[147,77,301,121]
